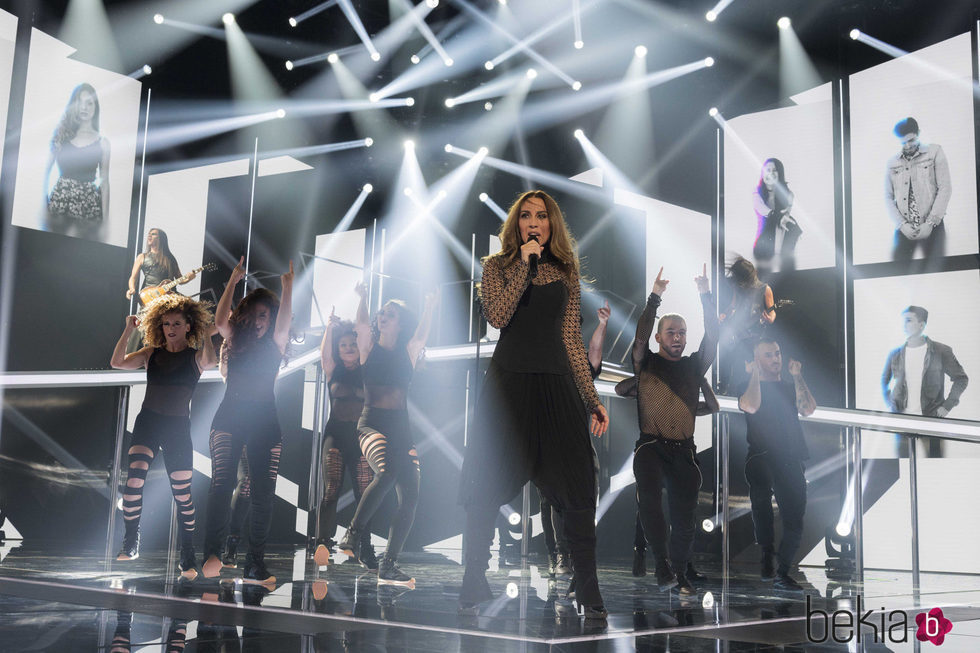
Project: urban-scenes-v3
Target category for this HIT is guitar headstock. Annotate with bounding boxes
[201,262,217,273]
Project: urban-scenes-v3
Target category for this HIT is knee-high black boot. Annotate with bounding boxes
[460,502,497,605]
[562,508,604,611]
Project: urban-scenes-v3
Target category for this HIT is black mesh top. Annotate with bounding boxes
[143,347,201,416]
[362,343,413,410]
[329,364,365,423]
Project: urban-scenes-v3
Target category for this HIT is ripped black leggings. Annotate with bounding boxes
[318,419,372,543]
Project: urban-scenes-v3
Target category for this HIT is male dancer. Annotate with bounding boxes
[738,336,816,592]
[630,265,717,596]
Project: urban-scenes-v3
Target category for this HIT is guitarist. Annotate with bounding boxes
[126,227,196,303]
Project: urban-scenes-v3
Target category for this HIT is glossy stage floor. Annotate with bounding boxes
[3,541,980,652]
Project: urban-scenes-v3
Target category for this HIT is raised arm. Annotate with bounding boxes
[126,253,144,300]
[215,256,245,339]
[761,285,776,324]
[353,282,373,364]
[407,290,439,367]
[273,260,293,353]
[110,315,151,370]
[738,360,762,414]
[587,300,610,375]
[479,255,530,329]
[319,307,339,379]
[632,267,666,372]
[788,359,816,417]
[694,263,719,373]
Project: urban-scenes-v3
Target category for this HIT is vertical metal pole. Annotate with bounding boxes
[105,386,130,571]
[520,483,531,559]
[130,88,152,317]
[908,434,920,599]
[469,233,476,342]
[720,413,730,601]
[243,138,259,295]
[852,427,865,585]
[308,364,325,548]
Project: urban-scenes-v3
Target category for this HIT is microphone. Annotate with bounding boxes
[527,234,539,279]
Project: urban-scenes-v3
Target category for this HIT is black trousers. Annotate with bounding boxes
[744,451,807,575]
[633,438,702,568]
[892,223,945,267]
[539,495,568,558]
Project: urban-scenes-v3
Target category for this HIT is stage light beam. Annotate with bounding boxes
[222,13,235,25]
[154,13,164,24]
[634,45,647,58]
[777,17,791,30]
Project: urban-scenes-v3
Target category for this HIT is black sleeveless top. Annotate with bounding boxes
[143,347,202,417]
[140,252,172,289]
[55,139,101,182]
[224,337,282,404]
[492,281,572,375]
[329,364,365,423]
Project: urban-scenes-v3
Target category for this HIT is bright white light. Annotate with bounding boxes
[444,144,454,153]
[484,102,493,111]
[708,107,718,117]
[364,137,374,147]
[849,28,861,40]
[777,16,791,30]
[573,128,584,139]
[498,0,507,5]
[142,65,152,75]
[835,523,851,537]
[285,60,294,71]
[574,40,584,49]
[436,190,447,200]
[702,591,714,609]
[526,68,537,79]
[405,97,415,107]
[479,193,488,202]
[444,98,455,108]
[222,13,235,25]
[368,93,380,103]
[403,140,415,150]
[363,183,373,193]
[275,109,286,119]
[153,13,164,24]
[410,54,420,64]
[477,147,488,157]
[403,187,413,196]
[327,53,339,64]
[705,10,716,22]
[484,61,494,70]
[704,57,714,67]
[508,512,521,526]
[571,81,582,91]
[370,52,381,62]
[505,582,519,598]
[702,518,715,532]
[426,0,439,7]
[634,45,647,58]
[444,58,454,67]
[288,17,297,27]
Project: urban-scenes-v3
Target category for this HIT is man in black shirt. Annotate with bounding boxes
[738,336,816,592]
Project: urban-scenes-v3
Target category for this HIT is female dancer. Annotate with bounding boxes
[109,293,216,579]
[459,190,609,619]
[314,310,375,569]
[44,82,110,240]
[202,257,293,584]
[338,283,437,585]
[752,158,801,272]
[720,256,776,393]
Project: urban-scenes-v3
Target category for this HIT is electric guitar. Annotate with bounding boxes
[139,262,216,305]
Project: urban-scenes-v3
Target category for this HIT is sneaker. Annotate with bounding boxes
[673,572,696,596]
[116,530,140,561]
[654,559,677,591]
[338,528,362,564]
[222,536,240,568]
[554,553,573,578]
[632,547,647,577]
[313,540,331,567]
[377,554,414,586]
[359,537,379,571]
[178,548,199,581]
[773,572,804,593]
[761,551,775,580]
[242,557,276,586]
[685,562,707,584]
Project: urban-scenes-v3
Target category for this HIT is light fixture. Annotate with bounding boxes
[478,193,488,202]
[477,147,488,157]
[142,65,152,75]
[484,101,493,111]
[436,190,447,200]
[288,17,297,27]
[702,591,714,609]
[444,58,454,67]
[508,512,521,525]
[836,524,851,537]
[222,13,235,25]
[705,10,716,22]
[403,140,415,150]
[444,98,455,108]
[275,109,286,118]
[405,97,415,107]
[426,0,439,7]
[484,61,494,70]
[410,54,420,64]
[368,92,380,103]
[285,60,294,71]
[849,28,861,40]
[571,80,582,91]
[704,56,715,67]
[573,128,584,139]
[370,52,381,62]
[777,16,791,30]
[363,183,373,193]
[574,40,584,49]
[505,582,519,598]
[403,187,413,196]
[364,137,374,147]
[526,68,537,79]
[708,107,718,117]
[634,45,647,57]
[327,53,339,64]
[702,518,715,532]
[153,13,164,24]
[444,144,454,153]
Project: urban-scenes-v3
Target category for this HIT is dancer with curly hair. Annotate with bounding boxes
[202,257,293,584]
[109,294,217,578]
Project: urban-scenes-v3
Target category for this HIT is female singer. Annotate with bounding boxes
[314,310,375,569]
[201,257,293,584]
[459,190,609,619]
[109,294,217,579]
[337,283,437,585]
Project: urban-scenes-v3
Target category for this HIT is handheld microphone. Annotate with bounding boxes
[528,235,539,279]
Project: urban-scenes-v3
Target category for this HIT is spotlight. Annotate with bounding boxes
[574,40,584,49]
[327,52,339,64]
[634,45,647,57]
[288,17,297,27]
[708,107,718,117]
[364,137,374,147]
[363,183,373,193]
[222,13,235,25]
[777,16,791,30]
[835,524,851,537]
[573,128,584,139]
[484,61,494,70]
[705,10,717,22]
[444,58,454,67]
[498,0,507,5]
[444,144,453,153]
[526,68,537,79]
[285,60,294,71]
[405,97,415,107]
[370,52,381,62]
[704,57,714,67]
[702,591,714,609]
[702,518,715,532]
[403,187,413,196]
[275,109,286,118]
[505,582,519,598]
[444,98,455,108]
[410,54,420,64]
[849,28,861,40]
[477,147,488,156]
[479,192,488,202]
[571,81,582,91]
[153,13,164,24]
[484,101,493,111]
[368,92,380,103]
[426,0,439,6]
[142,64,152,75]
[508,512,521,526]
[403,140,415,150]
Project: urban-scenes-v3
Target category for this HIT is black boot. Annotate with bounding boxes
[674,571,696,596]
[242,552,276,585]
[632,546,647,577]
[554,552,573,578]
[377,554,414,586]
[760,549,775,580]
[116,524,140,561]
[338,528,362,564]
[359,533,379,571]
[685,561,707,584]
[654,559,677,591]
[562,509,605,615]
[178,547,199,580]
[222,536,240,568]
[547,553,558,578]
